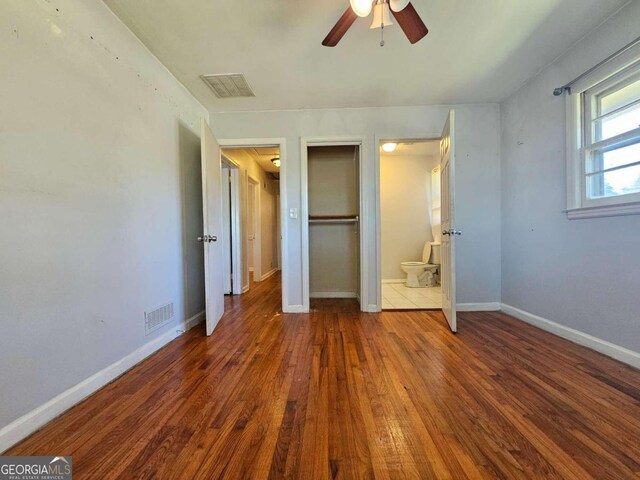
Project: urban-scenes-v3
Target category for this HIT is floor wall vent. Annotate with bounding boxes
[145,302,175,335]
[201,73,255,98]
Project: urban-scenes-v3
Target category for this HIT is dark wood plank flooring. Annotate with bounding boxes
[6,273,640,478]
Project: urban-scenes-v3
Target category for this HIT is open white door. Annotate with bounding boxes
[200,119,225,336]
[440,110,459,332]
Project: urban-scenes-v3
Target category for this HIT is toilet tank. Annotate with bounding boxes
[429,242,441,264]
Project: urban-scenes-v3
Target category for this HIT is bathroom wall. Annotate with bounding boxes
[381,145,440,280]
[222,149,280,287]
[210,103,502,310]
[0,0,208,447]
[501,0,640,355]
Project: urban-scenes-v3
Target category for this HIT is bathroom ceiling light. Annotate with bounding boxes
[382,143,398,153]
[271,157,281,168]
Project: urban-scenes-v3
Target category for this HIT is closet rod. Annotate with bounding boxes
[309,215,359,224]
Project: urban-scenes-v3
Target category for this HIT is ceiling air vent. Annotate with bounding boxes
[201,74,255,99]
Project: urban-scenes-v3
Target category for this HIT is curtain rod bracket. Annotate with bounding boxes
[553,86,571,96]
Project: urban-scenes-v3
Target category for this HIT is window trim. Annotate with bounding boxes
[565,43,640,220]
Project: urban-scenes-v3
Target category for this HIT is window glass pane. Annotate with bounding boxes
[599,77,640,116]
[586,142,640,174]
[587,163,640,199]
[594,103,640,141]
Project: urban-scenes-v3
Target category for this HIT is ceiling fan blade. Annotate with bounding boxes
[391,2,428,44]
[322,8,358,47]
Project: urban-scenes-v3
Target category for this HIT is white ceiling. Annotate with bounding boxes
[104,0,629,112]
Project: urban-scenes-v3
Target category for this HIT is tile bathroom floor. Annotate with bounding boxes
[382,282,442,310]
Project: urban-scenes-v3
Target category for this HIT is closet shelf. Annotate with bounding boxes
[309,214,359,224]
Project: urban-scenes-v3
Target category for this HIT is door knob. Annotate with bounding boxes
[197,235,218,243]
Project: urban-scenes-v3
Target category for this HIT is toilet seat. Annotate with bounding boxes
[401,261,436,268]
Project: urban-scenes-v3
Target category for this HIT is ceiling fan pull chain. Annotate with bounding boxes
[380,22,385,47]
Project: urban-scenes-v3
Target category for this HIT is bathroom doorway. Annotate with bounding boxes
[379,139,443,310]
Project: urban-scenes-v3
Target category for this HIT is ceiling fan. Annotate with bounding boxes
[322,0,428,47]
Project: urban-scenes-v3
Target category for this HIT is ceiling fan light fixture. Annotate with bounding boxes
[271,157,281,168]
[370,1,394,29]
[389,0,410,12]
[382,142,398,153]
[350,0,373,17]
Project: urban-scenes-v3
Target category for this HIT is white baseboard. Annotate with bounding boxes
[457,302,501,312]
[382,279,405,284]
[501,303,640,369]
[310,292,358,299]
[362,304,382,313]
[283,305,308,313]
[0,311,205,454]
[259,268,278,282]
[242,284,250,294]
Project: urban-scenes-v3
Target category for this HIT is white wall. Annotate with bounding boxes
[500,1,640,353]
[0,0,207,437]
[210,104,502,310]
[259,179,278,278]
[381,151,440,280]
[222,149,279,286]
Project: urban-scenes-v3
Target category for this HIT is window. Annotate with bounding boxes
[566,51,640,219]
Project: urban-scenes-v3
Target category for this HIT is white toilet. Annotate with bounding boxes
[401,242,441,288]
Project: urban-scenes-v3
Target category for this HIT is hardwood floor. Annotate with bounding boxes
[7,273,640,478]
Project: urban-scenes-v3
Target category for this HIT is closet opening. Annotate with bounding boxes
[221,146,282,296]
[379,139,443,310]
[304,144,362,310]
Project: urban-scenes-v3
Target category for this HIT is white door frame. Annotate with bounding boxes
[247,174,261,282]
[301,137,367,313]
[217,138,287,311]
[221,155,243,295]
[374,132,441,312]
[221,164,232,294]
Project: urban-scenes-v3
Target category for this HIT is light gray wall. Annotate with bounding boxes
[0,0,207,430]
[210,104,502,309]
[500,1,640,352]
